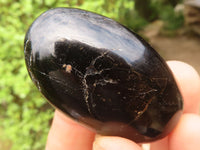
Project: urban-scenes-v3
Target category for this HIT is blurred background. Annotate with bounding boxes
[0,0,199,149]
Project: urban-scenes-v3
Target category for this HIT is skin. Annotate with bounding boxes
[45,61,200,150]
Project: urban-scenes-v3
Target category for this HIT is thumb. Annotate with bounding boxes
[93,135,142,150]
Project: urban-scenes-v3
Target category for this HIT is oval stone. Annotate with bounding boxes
[24,8,183,143]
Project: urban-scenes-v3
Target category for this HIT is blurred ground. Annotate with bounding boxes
[152,35,200,75]
[142,21,200,75]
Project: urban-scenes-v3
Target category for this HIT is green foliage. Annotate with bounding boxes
[0,0,141,149]
[159,5,184,31]
[0,1,57,150]
[134,0,184,31]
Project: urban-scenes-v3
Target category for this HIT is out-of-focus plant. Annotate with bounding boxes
[0,1,56,149]
[0,0,142,149]
[134,0,184,31]
[159,5,184,31]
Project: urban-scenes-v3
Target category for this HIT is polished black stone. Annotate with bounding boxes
[24,8,183,143]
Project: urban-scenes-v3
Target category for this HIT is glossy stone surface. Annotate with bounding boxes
[24,8,183,143]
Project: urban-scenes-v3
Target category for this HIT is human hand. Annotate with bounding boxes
[45,61,200,150]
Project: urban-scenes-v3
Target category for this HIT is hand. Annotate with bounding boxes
[45,61,200,150]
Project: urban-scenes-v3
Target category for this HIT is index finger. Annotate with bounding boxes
[150,61,200,150]
[167,61,200,114]
[45,110,95,150]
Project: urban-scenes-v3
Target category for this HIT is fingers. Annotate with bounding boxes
[46,61,200,150]
[45,110,95,150]
[46,110,143,150]
[168,114,200,150]
[93,61,200,150]
[93,136,142,150]
[167,62,200,150]
[151,61,200,150]
[150,137,169,150]
[167,61,200,114]
[151,114,200,150]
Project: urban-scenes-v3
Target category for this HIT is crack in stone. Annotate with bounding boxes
[33,69,68,87]
[93,78,118,86]
[125,88,158,126]
[34,51,118,116]
[62,64,93,114]
[81,51,116,115]
[82,75,91,114]
[134,89,157,121]
[31,66,93,115]
[91,51,109,66]
[126,97,155,126]
[151,78,168,94]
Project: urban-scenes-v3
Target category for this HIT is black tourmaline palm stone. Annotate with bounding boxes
[24,8,183,143]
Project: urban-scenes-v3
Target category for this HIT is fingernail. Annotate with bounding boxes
[93,135,105,150]
[93,135,142,150]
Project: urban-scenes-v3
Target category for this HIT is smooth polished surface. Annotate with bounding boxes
[24,8,183,143]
